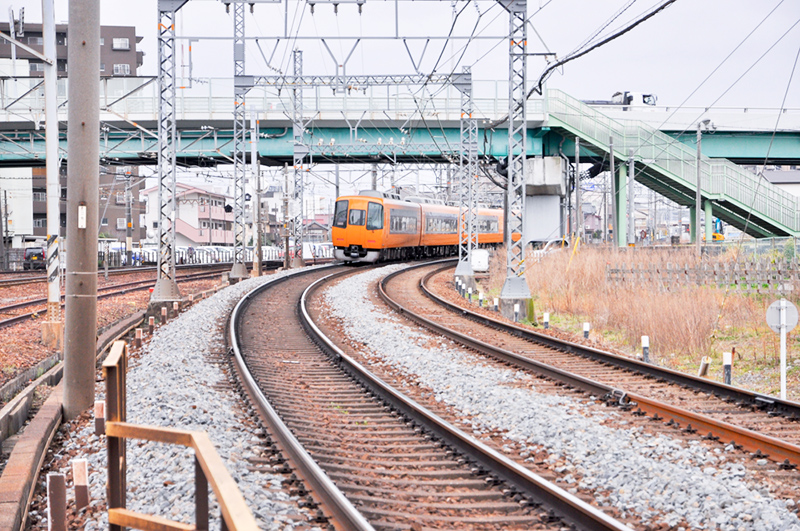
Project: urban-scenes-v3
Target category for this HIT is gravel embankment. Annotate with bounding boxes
[43,269,326,530]
[324,264,800,531]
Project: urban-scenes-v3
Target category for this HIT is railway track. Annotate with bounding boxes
[0,265,269,329]
[0,261,286,289]
[229,266,631,530]
[379,261,800,469]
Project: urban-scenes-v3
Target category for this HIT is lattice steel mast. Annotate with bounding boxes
[291,49,307,266]
[230,0,249,280]
[499,0,531,313]
[453,67,477,285]
[151,0,187,305]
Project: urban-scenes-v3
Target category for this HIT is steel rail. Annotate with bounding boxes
[0,269,227,329]
[228,265,375,531]
[0,262,237,288]
[0,270,223,315]
[301,267,632,531]
[376,261,800,467]
[421,261,800,419]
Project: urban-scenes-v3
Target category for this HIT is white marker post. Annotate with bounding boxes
[543,312,550,329]
[722,352,732,386]
[641,335,650,363]
[782,300,787,399]
[766,298,798,401]
[583,322,590,339]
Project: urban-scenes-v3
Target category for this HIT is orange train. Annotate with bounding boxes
[332,191,504,263]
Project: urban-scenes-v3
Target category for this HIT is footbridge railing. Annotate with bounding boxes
[546,89,800,237]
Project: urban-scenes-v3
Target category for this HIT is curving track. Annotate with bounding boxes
[229,266,630,531]
[379,261,800,470]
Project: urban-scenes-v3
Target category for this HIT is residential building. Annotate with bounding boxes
[304,221,330,243]
[763,169,800,197]
[142,183,235,247]
[0,165,145,249]
[0,22,143,76]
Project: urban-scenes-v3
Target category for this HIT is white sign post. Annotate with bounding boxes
[766,298,799,400]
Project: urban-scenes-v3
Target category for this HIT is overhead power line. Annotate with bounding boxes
[530,0,679,98]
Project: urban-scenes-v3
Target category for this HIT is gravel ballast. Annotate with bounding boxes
[324,264,800,531]
[41,269,327,530]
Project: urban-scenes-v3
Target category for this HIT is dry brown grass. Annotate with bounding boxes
[481,245,778,364]
[476,244,800,397]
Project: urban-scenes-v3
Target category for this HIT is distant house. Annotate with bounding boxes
[142,183,234,247]
[304,221,330,243]
[762,169,800,197]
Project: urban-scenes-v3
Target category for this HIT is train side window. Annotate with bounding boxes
[333,200,349,228]
[349,209,366,226]
[366,202,384,230]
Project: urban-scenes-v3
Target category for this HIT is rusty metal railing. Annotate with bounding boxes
[103,340,258,531]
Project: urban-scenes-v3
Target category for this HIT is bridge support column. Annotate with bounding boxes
[615,164,627,248]
[704,201,713,244]
[689,206,697,244]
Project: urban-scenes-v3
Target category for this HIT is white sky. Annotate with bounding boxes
[2,0,798,207]
[2,0,798,109]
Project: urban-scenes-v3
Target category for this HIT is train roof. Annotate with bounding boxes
[342,190,445,205]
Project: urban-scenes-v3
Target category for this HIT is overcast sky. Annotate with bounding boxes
[2,0,798,110]
[1,0,797,203]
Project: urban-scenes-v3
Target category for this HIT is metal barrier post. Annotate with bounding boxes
[104,342,127,531]
[195,456,209,530]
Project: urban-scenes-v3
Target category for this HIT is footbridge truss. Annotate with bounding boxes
[0,78,799,238]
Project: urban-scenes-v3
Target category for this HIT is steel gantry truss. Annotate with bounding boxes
[230,0,249,280]
[453,67,478,284]
[151,0,187,304]
[499,0,531,306]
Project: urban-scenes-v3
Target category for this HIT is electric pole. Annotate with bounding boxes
[63,0,100,420]
[283,163,290,269]
[0,189,5,270]
[252,112,262,276]
[126,171,132,264]
[574,137,581,241]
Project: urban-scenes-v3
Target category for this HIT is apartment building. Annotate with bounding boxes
[0,22,143,77]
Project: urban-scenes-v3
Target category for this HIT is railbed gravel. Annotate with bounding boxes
[52,268,328,530]
[324,264,800,531]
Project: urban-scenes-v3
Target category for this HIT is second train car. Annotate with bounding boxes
[332,191,504,263]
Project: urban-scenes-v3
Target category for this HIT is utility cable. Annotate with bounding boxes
[708,36,800,358]
[530,0,678,98]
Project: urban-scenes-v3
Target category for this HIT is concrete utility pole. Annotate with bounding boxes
[695,119,714,257]
[627,150,635,247]
[63,0,100,420]
[251,112,262,276]
[335,164,340,198]
[41,0,62,349]
[2,191,7,269]
[125,172,132,264]
[0,189,5,270]
[283,163,290,269]
[371,163,378,191]
[574,136,581,241]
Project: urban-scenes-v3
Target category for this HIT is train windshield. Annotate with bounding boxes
[333,200,348,228]
[366,202,384,230]
[349,208,366,226]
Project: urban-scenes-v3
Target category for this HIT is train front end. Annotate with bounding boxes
[332,195,384,263]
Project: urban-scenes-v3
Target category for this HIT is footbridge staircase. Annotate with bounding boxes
[546,89,799,238]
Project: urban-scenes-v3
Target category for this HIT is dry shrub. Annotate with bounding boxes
[511,245,771,361]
